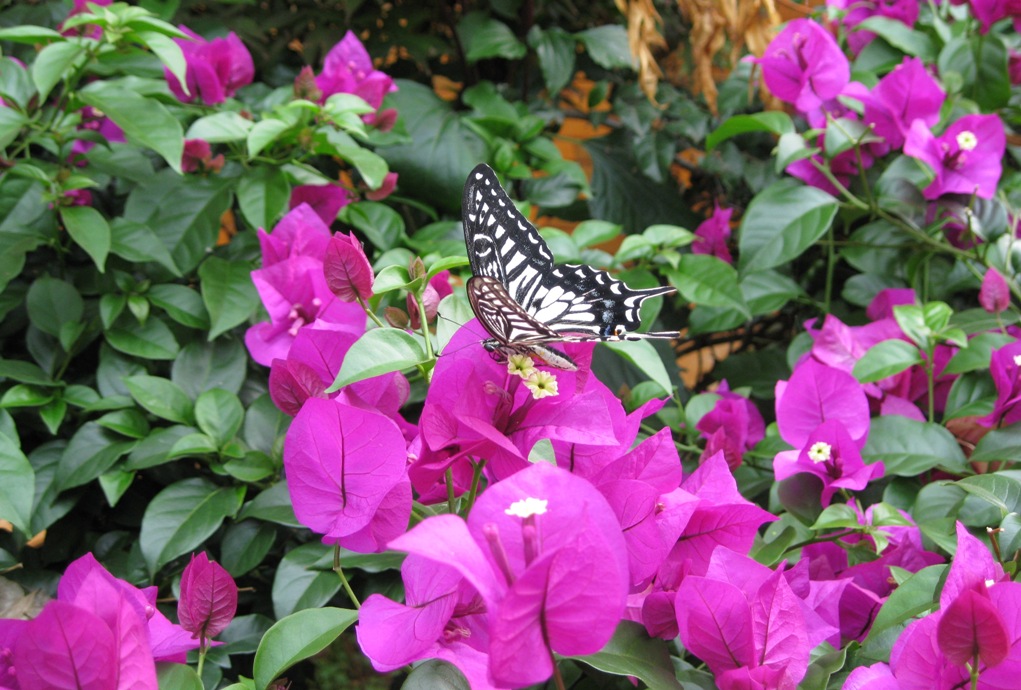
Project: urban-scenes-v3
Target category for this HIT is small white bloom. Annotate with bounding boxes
[1013,354,1021,367]
[956,130,978,151]
[808,441,832,464]
[505,496,548,518]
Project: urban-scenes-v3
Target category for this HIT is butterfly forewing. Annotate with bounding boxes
[462,164,679,340]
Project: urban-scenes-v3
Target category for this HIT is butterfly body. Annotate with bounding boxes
[461,164,679,369]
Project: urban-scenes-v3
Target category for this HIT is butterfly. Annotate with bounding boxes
[462,163,679,370]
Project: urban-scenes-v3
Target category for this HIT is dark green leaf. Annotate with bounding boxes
[602,340,672,395]
[238,481,299,527]
[666,254,749,317]
[944,332,1014,375]
[110,219,181,275]
[706,112,794,151]
[0,359,53,386]
[124,375,194,424]
[333,145,388,191]
[220,520,276,578]
[199,257,260,340]
[342,201,405,251]
[955,474,1021,515]
[0,432,34,534]
[862,416,968,475]
[0,385,53,409]
[271,543,341,618]
[194,389,244,446]
[330,328,428,390]
[528,26,575,94]
[858,16,936,61]
[738,179,838,275]
[26,276,83,338]
[124,425,198,470]
[148,284,209,329]
[58,422,136,489]
[0,107,27,150]
[166,432,219,459]
[79,82,184,173]
[252,607,357,690]
[171,339,248,397]
[96,408,150,439]
[156,662,204,690]
[576,25,632,69]
[139,477,245,575]
[458,12,526,62]
[106,316,181,360]
[237,166,290,231]
[60,205,111,271]
[571,621,683,690]
[971,425,1021,464]
[853,339,923,383]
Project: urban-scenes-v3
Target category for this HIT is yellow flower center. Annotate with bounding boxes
[507,353,537,379]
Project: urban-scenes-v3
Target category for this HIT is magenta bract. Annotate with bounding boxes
[323,231,374,302]
[758,19,849,114]
[904,113,1006,200]
[178,553,238,640]
[165,27,254,104]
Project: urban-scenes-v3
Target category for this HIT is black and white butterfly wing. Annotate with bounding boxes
[462,164,679,341]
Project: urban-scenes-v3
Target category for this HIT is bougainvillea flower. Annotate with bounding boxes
[324,231,374,302]
[70,105,125,161]
[776,358,870,449]
[165,27,253,104]
[978,340,1021,428]
[774,418,884,505]
[356,555,497,689]
[757,18,849,114]
[966,0,1021,33]
[691,203,734,263]
[181,138,225,174]
[284,398,410,548]
[904,114,1007,199]
[2,550,214,690]
[418,322,613,483]
[315,31,397,115]
[828,0,920,54]
[676,555,810,689]
[842,662,900,689]
[937,588,1010,666]
[980,268,1011,314]
[408,270,454,329]
[289,184,352,226]
[388,462,629,688]
[245,205,366,366]
[178,553,238,642]
[696,380,765,470]
[857,57,944,155]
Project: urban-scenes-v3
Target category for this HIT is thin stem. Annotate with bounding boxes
[196,639,207,680]
[782,529,858,555]
[552,661,567,690]
[333,544,361,609]
[445,467,456,514]
[808,158,869,211]
[464,459,486,515]
[357,296,386,328]
[413,292,435,360]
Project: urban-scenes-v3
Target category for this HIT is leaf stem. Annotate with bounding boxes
[333,544,361,609]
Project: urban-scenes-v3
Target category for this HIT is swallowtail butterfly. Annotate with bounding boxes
[462,164,679,370]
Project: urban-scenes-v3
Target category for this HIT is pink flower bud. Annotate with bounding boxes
[178,553,238,641]
[324,232,374,301]
[979,267,1011,314]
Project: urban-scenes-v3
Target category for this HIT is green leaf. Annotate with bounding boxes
[571,621,683,690]
[106,316,180,360]
[199,257,260,340]
[330,328,428,390]
[195,389,244,446]
[124,375,194,424]
[148,284,209,329]
[458,12,526,62]
[253,607,358,690]
[944,332,1014,375]
[666,254,749,317]
[156,662,204,690]
[139,477,245,575]
[573,220,622,248]
[858,16,936,61]
[576,25,633,69]
[60,205,111,271]
[238,481,300,527]
[333,145,388,191]
[110,219,180,275]
[853,339,923,383]
[862,416,968,475]
[0,358,53,386]
[167,432,220,459]
[0,432,34,534]
[0,384,53,409]
[528,26,575,94]
[955,474,1021,515]
[96,408,150,439]
[186,112,255,143]
[136,30,187,93]
[172,339,248,397]
[427,256,470,279]
[271,543,341,618]
[738,179,838,275]
[32,41,86,102]
[707,112,794,151]
[237,166,290,231]
[0,107,27,150]
[247,118,293,158]
[602,340,673,395]
[220,520,276,578]
[79,83,184,173]
[58,422,136,489]
[971,425,1021,464]
[401,661,470,690]
[26,276,83,338]
[39,398,67,435]
[0,25,64,43]
[342,201,405,251]
[123,425,198,470]
[811,503,860,530]
[377,81,487,213]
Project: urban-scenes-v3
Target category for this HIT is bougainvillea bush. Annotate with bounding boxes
[2,0,1021,688]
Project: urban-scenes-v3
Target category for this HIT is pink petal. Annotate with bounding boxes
[324,232,374,301]
[936,588,1009,667]
[675,576,755,674]
[14,601,118,690]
